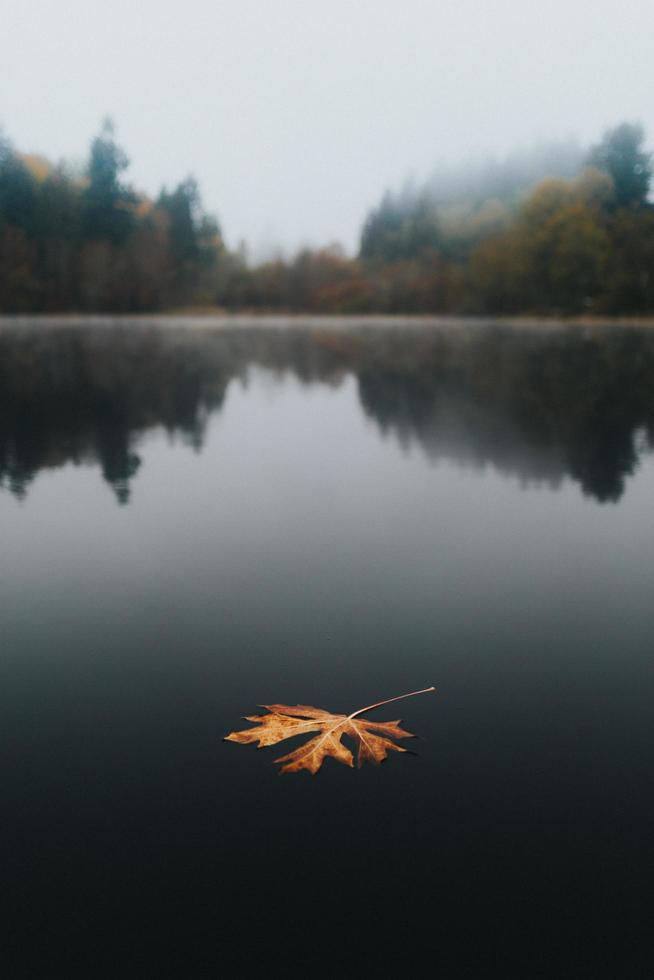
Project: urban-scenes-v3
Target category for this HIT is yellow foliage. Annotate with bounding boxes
[19,153,53,182]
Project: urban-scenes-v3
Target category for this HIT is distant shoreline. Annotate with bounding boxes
[2,313,654,330]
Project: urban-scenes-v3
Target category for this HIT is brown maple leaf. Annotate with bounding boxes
[224,686,435,774]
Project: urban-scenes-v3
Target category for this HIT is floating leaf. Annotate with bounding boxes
[224,686,435,774]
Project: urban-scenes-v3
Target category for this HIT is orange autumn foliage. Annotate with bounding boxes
[224,687,435,775]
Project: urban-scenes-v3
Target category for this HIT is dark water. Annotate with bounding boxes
[2,319,654,978]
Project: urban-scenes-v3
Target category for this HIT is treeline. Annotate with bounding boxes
[229,124,654,315]
[0,121,653,314]
[0,119,222,311]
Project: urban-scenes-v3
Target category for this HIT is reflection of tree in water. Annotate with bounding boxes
[0,321,653,504]
[355,326,654,502]
[0,327,230,503]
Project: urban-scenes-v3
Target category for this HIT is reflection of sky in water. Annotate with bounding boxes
[4,355,654,683]
[1,322,653,506]
[3,325,654,977]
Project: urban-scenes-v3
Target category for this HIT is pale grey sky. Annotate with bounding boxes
[2,0,653,255]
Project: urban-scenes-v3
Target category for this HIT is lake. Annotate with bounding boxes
[2,317,653,978]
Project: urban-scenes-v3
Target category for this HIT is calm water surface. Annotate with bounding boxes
[2,319,654,977]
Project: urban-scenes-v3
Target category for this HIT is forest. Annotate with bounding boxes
[0,120,652,315]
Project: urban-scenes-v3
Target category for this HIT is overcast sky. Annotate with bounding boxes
[2,0,653,255]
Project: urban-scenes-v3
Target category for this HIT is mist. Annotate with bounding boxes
[4,5,654,976]
[2,0,654,254]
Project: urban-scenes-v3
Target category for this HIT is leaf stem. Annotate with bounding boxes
[348,686,436,720]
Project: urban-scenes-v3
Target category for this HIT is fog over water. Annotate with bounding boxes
[3,0,654,252]
[3,321,654,977]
